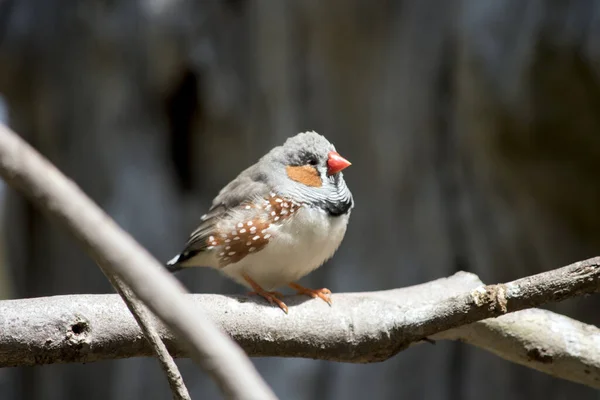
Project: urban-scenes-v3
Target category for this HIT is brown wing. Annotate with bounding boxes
[173,164,273,264]
[177,194,300,268]
[211,195,300,268]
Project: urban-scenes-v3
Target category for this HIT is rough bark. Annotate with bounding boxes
[432,309,600,390]
[0,267,599,389]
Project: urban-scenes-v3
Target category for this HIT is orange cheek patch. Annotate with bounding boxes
[286,165,322,187]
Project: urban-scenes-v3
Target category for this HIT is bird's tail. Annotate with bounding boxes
[165,254,185,273]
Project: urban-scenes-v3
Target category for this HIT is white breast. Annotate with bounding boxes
[221,206,349,290]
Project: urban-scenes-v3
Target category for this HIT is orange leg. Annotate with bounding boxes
[289,283,332,306]
[243,274,288,314]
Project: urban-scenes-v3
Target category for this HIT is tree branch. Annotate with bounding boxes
[431,309,600,388]
[0,265,598,389]
[0,123,276,399]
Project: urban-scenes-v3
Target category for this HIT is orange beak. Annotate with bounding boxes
[327,151,351,175]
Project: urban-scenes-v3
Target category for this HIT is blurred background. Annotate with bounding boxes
[0,1,599,399]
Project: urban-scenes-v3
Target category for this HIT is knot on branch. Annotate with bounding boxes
[470,284,508,313]
[526,346,554,364]
[569,260,600,278]
[65,317,90,346]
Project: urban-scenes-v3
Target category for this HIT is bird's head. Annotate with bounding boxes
[264,131,353,215]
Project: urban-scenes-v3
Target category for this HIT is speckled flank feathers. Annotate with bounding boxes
[204,194,299,267]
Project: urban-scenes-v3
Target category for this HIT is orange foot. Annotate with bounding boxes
[243,274,288,314]
[289,283,332,306]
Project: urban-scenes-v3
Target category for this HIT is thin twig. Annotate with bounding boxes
[110,277,191,400]
[0,122,277,400]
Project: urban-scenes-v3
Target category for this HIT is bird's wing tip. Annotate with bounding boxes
[165,255,185,273]
[166,254,180,266]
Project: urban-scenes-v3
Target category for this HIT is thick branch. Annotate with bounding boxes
[0,268,598,389]
[0,123,275,399]
[432,309,600,388]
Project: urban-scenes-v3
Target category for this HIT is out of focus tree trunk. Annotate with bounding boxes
[0,0,598,399]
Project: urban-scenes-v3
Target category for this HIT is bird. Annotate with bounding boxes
[166,131,353,313]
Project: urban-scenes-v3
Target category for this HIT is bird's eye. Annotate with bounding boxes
[307,157,318,166]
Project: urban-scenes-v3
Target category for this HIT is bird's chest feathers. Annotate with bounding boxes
[229,206,348,289]
[279,206,347,257]
[273,207,347,274]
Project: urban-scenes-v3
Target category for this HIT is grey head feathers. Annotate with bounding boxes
[268,131,337,167]
[209,131,352,214]
[259,131,353,214]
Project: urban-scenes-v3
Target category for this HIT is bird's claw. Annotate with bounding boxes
[289,283,332,306]
[247,290,288,313]
[244,273,289,313]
